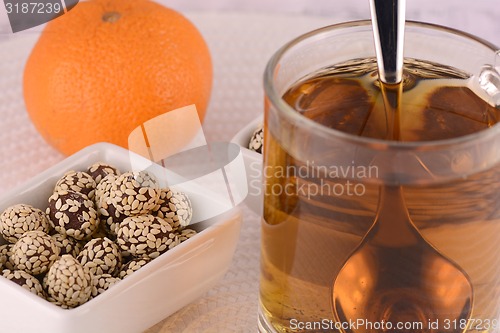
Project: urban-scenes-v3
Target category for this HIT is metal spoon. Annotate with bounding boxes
[331,1,474,331]
[370,0,405,85]
[332,186,473,333]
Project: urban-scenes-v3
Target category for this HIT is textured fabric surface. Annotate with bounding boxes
[0,10,498,332]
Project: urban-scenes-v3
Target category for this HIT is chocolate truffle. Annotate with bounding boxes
[2,269,45,298]
[95,174,116,210]
[87,162,120,185]
[248,125,264,154]
[98,201,127,239]
[54,171,96,200]
[77,237,121,276]
[167,228,198,251]
[154,189,193,230]
[0,244,14,270]
[11,230,60,275]
[47,190,99,241]
[0,204,51,243]
[109,171,160,216]
[118,257,151,279]
[45,296,70,309]
[91,274,121,298]
[45,255,93,308]
[116,215,173,259]
[51,233,82,257]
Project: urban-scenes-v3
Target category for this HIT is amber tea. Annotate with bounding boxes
[260,56,500,332]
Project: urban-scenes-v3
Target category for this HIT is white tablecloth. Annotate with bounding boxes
[0,7,499,332]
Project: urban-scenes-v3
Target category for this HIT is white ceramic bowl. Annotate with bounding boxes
[0,143,242,333]
[231,116,263,215]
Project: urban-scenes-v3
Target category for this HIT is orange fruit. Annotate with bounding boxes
[23,0,212,156]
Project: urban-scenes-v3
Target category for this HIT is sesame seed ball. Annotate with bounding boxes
[47,190,99,241]
[109,171,160,217]
[77,237,121,276]
[95,175,125,239]
[154,189,193,229]
[46,296,71,309]
[51,233,82,257]
[91,274,121,298]
[0,204,51,243]
[116,215,173,259]
[0,244,13,271]
[45,254,93,308]
[0,244,15,270]
[168,228,198,251]
[54,171,96,200]
[118,257,151,279]
[87,162,120,186]
[11,230,60,275]
[98,199,127,239]
[248,125,264,154]
[2,269,45,298]
[95,174,116,211]
[0,244,10,265]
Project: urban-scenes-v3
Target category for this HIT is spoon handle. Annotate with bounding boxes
[370,185,420,247]
[370,0,406,84]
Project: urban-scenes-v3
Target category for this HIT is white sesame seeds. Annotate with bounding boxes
[47,191,99,241]
[116,215,173,258]
[87,162,120,186]
[54,171,96,201]
[51,233,82,257]
[118,258,151,279]
[11,230,60,275]
[0,204,51,243]
[0,244,15,270]
[248,124,264,154]
[95,174,116,211]
[91,274,120,298]
[153,189,193,229]
[77,237,121,276]
[109,171,160,217]
[45,255,92,308]
[2,269,45,298]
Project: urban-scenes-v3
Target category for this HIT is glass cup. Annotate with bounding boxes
[259,20,500,333]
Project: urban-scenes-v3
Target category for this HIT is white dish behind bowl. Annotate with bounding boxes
[0,142,242,333]
[231,116,263,215]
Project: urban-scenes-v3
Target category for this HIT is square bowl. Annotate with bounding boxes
[0,142,242,333]
[231,116,263,215]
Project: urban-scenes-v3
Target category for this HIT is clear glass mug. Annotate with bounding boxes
[260,21,500,333]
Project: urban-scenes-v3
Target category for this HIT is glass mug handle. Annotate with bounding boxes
[478,50,500,107]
